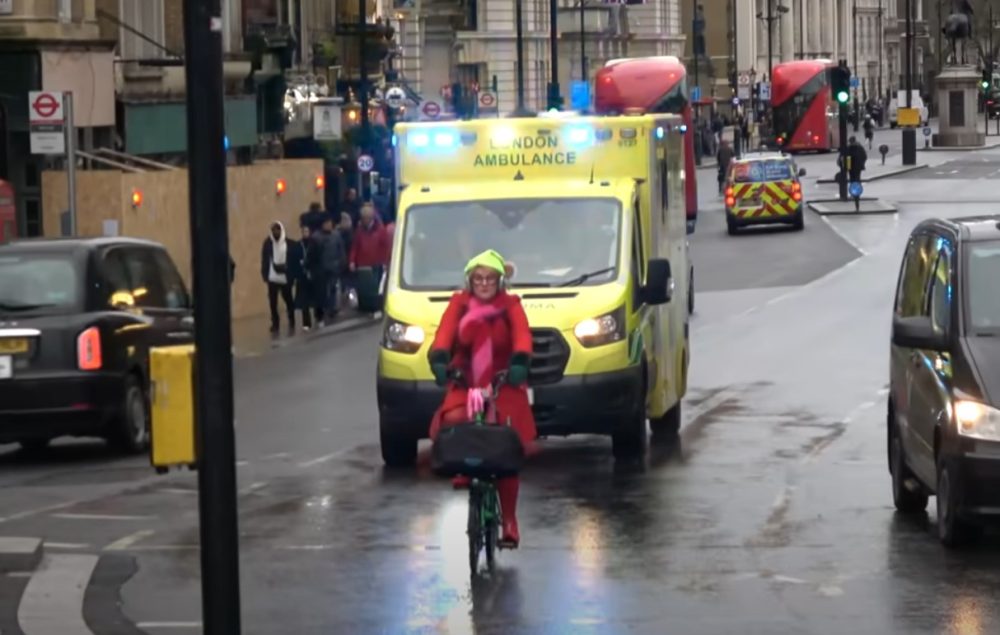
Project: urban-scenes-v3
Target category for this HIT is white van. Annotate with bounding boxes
[889,91,929,127]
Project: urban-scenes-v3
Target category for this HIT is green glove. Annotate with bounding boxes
[429,349,450,387]
[508,353,530,386]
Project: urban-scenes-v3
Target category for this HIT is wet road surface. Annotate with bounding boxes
[3,161,1000,634]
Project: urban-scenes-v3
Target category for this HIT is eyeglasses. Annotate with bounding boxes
[470,275,499,286]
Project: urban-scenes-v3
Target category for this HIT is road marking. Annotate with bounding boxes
[43,543,90,551]
[17,554,98,635]
[0,536,40,554]
[159,488,198,495]
[239,481,267,495]
[261,452,290,460]
[297,448,351,468]
[52,513,156,521]
[0,500,85,525]
[104,529,156,551]
[136,622,202,629]
[124,545,198,552]
[278,545,334,551]
[818,214,869,256]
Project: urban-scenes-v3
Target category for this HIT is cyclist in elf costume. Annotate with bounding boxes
[428,249,535,548]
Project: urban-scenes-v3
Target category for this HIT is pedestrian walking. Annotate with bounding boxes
[292,224,315,330]
[716,140,734,195]
[310,214,346,325]
[846,136,867,183]
[350,203,389,314]
[863,115,875,150]
[261,221,295,335]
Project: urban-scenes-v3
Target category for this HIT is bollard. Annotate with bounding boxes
[879,144,889,165]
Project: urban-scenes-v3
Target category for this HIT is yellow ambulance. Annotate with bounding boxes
[376,113,691,464]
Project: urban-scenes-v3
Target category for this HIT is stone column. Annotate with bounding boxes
[824,0,837,58]
[775,2,798,62]
[808,0,820,57]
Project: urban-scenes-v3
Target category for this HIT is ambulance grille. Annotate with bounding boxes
[529,329,569,385]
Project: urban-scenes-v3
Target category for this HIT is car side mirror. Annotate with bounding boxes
[798,167,807,177]
[643,258,673,305]
[892,316,949,351]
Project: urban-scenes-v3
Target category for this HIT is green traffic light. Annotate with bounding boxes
[836,90,849,104]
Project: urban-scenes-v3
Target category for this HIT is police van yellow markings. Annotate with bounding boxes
[473,133,579,168]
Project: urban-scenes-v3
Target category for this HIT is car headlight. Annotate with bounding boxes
[382,318,425,354]
[954,400,1000,442]
[573,307,625,347]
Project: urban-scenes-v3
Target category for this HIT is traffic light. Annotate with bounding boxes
[982,68,991,90]
[830,63,851,104]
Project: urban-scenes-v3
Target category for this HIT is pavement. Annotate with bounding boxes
[5,137,1000,634]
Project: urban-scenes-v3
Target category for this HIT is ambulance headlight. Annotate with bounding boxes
[573,306,625,347]
[383,319,426,353]
[409,132,430,148]
[566,126,594,146]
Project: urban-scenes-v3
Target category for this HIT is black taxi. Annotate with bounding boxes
[0,237,193,453]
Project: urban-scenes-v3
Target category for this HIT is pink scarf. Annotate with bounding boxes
[459,297,506,419]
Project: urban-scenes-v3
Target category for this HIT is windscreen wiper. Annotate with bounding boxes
[557,267,615,287]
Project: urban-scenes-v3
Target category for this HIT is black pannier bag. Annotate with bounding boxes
[432,423,524,478]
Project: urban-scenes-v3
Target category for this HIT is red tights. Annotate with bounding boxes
[440,407,519,523]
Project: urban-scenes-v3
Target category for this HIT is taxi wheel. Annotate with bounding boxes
[109,375,150,454]
[380,421,417,467]
[936,458,981,548]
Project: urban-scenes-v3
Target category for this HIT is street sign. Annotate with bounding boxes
[28,91,65,155]
[570,81,590,111]
[421,100,441,119]
[312,102,342,141]
[923,126,932,137]
[737,85,751,101]
[731,97,740,106]
[385,87,406,109]
[850,77,860,88]
[849,181,864,198]
[738,72,751,86]
[758,82,771,101]
[357,154,375,173]
[478,90,498,114]
[691,86,701,102]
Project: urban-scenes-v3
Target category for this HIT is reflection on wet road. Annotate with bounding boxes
[3,165,1000,634]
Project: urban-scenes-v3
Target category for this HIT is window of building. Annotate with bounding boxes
[119,0,166,61]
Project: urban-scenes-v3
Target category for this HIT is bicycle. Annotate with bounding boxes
[431,369,524,576]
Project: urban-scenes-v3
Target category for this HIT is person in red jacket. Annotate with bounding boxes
[349,203,389,280]
[428,249,535,548]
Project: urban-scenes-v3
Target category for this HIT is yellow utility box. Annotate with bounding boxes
[897,107,921,128]
[150,344,198,473]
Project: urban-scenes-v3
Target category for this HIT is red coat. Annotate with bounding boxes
[429,290,536,446]
[349,219,389,268]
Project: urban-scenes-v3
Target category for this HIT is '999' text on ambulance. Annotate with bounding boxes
[376,114,691,464]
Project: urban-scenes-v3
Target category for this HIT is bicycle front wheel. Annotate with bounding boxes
[467,487,482,575]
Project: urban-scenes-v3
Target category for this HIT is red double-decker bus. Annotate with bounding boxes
[771,59,840,153]
[593,56,698,233]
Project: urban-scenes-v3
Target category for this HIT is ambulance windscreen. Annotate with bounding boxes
[400,198,621,290]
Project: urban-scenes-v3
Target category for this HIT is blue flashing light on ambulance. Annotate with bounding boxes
[376,114,693,465]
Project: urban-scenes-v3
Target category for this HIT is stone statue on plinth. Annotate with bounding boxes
[942,0,974,66]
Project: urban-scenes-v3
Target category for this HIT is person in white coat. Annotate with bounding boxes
[261,221,296,334]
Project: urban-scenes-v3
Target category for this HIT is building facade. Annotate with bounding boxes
[394,0,683,114]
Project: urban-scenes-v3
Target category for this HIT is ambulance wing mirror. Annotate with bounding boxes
[643,259,673,306]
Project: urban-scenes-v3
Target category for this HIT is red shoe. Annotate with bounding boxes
[500,517,520,548]
[452,475,470,489]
